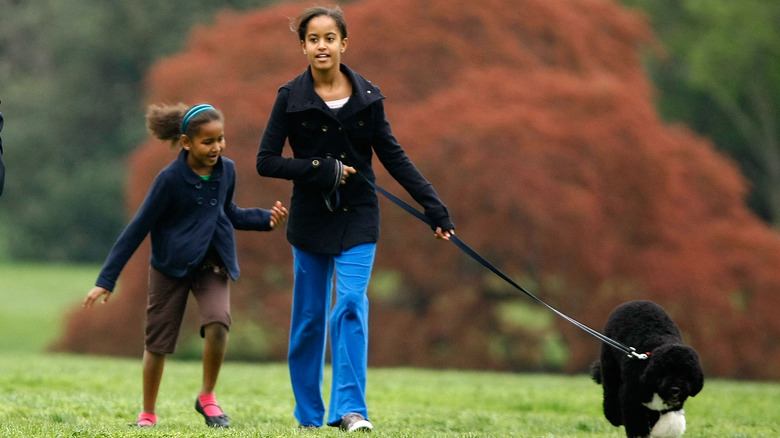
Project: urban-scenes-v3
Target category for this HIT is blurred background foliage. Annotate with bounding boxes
[1,0,778,260]
[3,0,780,379]
[42,0,780,379]
[622,0,780,223]
[0,0,281,261]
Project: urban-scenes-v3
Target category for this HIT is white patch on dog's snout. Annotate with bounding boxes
[650,409,686,437]
[643,393,669,411]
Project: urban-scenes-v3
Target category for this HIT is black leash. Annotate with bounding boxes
[363,174,648,360]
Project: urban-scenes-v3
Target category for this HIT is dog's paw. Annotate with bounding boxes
[650,409,686,437]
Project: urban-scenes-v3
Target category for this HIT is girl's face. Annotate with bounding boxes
[301,15,347,72]
[182,119,225,175]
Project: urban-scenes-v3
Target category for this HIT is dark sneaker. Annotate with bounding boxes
[339,413,373,432]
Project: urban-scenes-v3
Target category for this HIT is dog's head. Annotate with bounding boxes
[641,344,704,411]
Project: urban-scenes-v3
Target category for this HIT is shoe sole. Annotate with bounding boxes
[347,419,373,432]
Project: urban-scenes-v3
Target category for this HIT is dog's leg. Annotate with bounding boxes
[604,383,623,426]
[621,403,652,438]
[600,357,623,426]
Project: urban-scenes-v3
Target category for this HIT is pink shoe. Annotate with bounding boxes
[132,412,157,427]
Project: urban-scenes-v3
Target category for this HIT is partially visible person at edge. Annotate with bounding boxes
[83,103,288,428]
[256,6,455,432]
[1,99,5,197]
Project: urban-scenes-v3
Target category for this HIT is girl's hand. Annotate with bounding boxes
[434,227,454,241]
[83,286,111,308]
[269,200,289,229]
[341,165,356,184]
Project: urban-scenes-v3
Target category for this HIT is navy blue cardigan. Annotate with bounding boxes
[96,150,272,291]
[257,65,454,255]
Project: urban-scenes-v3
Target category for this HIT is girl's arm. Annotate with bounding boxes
[256,89,342,190]
[224,201,277,231]
[93,175,168,292]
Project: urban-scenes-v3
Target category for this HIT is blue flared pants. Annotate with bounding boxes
[289,243,376,427]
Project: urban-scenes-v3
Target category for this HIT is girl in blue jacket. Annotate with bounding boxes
[84,103,288,428]
[256,6,454,432]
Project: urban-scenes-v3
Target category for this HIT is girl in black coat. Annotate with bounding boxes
[256,5,454,432]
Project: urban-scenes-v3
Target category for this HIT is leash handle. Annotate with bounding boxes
[359,171,646,360]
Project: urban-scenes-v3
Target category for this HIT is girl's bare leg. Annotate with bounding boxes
[201,322,228,394]
[142,350,166,414]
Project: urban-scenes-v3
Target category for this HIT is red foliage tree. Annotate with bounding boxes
[55,0,780,379]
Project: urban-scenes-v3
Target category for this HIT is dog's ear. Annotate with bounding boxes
[681,346,704,397]
[690,371,704,397]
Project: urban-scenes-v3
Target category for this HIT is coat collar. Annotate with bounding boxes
[174,149,223,185]
[283,64,384,119]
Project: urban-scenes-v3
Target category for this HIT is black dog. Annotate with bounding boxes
[591,300,704,438]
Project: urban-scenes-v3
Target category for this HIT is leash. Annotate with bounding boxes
[361,173,649,360]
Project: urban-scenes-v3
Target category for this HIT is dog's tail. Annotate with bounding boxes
[589,361,602,384]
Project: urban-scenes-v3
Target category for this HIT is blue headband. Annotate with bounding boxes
[181,104,215,134]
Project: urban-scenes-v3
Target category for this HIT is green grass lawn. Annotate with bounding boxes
[0,263,779,437]
[1,353,779,437]
[0,262,97,351]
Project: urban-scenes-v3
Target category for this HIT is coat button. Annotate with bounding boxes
[358,120,365,126]
[195,182,202,189]
[312,159,320,167]
[301,121,307,127]
[210,199,218,206]
[325,153,332,158]
[342,206,349,212]
[197,197,204,205]
[321,125,329,132]
[340,152,347,159]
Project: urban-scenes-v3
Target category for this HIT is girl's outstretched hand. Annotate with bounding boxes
[269,200,289,229]
[434,227,454,241]
[83,286,111,308]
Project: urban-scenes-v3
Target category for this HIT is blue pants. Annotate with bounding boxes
[289,243,376,427]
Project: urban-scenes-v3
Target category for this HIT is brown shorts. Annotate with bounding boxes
[145,264,231,354]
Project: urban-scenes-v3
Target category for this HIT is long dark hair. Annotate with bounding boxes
[292,6,348,41]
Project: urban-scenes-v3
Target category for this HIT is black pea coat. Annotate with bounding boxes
[257,65,453,255]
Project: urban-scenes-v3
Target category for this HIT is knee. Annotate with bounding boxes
[341,292,369,310]
[202,322,229,341]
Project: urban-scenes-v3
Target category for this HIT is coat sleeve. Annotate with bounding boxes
[256,88,341,190]
[95,174,169,291]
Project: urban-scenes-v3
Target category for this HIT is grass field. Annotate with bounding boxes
[1,263,779,437]
[0,262,96,351]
